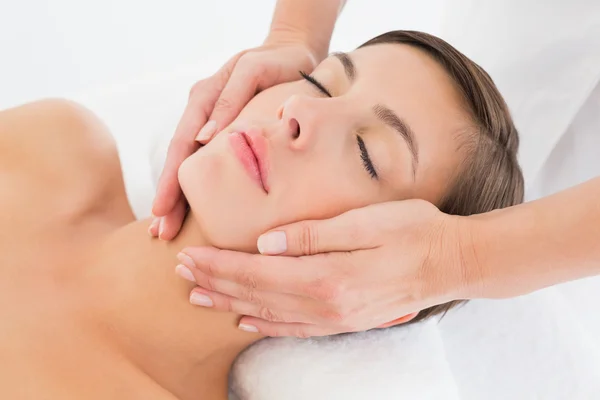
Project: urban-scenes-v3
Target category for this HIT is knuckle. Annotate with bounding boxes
[247,290,263,306]
[205,257,218,277]
[213,96,235,111]
[237,53,269,80]
[224,299,234,313]
[204,276,217,292]
[238,52,260,69]
[236,52,254,66]
[249,60,268,78]
[188,79,207,99]
[258,307,281,322]
[297,221,318,255]
[305,277,342,303]
[240,287,263,306]
[234,267,259,291]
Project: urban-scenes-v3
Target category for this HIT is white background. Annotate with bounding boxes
[0,0,445,109]
[3,3,600,400]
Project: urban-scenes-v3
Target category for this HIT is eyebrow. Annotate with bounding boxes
[332,52,419,178]
[373,105,419,178]
[332,52,356,82]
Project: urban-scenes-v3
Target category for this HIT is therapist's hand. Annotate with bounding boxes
[177,200,479,337]
[150,38,320,240]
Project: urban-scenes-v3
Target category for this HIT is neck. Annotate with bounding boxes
[84,213,259,399]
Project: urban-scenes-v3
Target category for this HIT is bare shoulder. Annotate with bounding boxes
[0,99,133,223]
[0,99,118,183]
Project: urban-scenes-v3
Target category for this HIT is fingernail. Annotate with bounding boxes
[238,323,259,333]
[195,120,217,142]
[148,218,160,236]
[158,218,165,240]
[257,231,287,255]
[190,292,214,307]
[175,264,196,283]
[177,252,196,269]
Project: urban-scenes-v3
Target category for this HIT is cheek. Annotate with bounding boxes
[178,149,219,208]
[235,82,299,121]
[264,160,376,229]
[178,138,274,252]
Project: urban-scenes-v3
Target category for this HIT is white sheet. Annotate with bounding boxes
[72,60,600,400]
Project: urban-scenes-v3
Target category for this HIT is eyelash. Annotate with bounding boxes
[299,71,379,180]
[357,135,378,179]
[299,71,332,97]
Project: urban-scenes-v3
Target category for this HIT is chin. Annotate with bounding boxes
[178,148,269,253]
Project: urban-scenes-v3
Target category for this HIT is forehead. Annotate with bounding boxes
[345,43,466,118]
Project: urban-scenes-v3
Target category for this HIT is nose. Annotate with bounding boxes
[277,98,301,140]
[277,94,350,151]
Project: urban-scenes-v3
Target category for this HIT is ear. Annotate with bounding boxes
[376,312,420,329]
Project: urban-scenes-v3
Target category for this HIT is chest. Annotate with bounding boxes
[0,224,178,399]
[0,185,153,398]
[0,201,101,393]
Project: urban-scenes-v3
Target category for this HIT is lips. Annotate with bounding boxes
[228,130,270,193]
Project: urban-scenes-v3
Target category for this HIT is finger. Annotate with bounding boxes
[208,59,264,132]
[193,120,218,145]
[256,208,380,256]
[189,288,314,324]
[152,102,203,217]
[158,198,188,241]
[237,316,337,338]
[148,217,160,237]
[184,267,327,320]
[180,247,330,296]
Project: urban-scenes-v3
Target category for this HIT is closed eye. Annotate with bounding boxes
[299,71,332,97]
[357,135,378,180]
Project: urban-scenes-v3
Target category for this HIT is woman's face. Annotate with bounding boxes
[179,43,469,251]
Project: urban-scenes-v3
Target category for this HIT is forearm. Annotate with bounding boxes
[266,0,345,62]
[465,176,600,299]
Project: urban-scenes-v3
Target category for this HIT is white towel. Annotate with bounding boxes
[228,286,600,400]
[230,320,460,400]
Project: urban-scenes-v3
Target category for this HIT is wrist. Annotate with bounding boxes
[264,25,328,66]
[453,214,489,300]
[457,207,527,300]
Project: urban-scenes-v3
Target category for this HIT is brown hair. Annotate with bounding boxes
[360,31,524,324]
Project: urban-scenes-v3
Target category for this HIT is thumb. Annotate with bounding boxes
[257,208,379,256]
